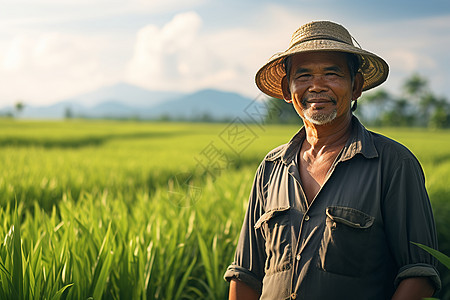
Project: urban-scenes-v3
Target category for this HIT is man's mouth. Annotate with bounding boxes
[302,95,337,106]
[306,99,334,103]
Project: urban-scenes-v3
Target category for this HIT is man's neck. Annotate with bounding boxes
[302,113,352,154]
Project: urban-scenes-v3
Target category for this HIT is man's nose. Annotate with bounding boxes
[308,75,328,93]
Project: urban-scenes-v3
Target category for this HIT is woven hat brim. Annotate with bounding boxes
[255,39,389,100]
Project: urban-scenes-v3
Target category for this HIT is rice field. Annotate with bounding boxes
[0,119,449,299]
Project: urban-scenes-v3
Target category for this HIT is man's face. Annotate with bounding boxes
[282,51,361,126]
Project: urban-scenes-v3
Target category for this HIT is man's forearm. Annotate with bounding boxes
[392,277,434,300]
[229,279,260,300]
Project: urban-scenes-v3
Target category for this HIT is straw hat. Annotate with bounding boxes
[255,21,389,99]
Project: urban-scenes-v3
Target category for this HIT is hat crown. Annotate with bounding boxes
[289,21,353,49]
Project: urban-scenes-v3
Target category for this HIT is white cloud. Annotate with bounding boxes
[125,7,308,98]
[126,11,222,93]
[0,33,118,105]
[387,50,436,72]
[2,37,26,71]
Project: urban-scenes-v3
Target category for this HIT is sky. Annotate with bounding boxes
[1,0,450,107]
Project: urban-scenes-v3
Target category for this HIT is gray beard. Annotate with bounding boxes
[300,93,338,125]
[303,108,338,125]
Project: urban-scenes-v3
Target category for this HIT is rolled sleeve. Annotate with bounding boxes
[224,264,263,294]
[394,263,441,291]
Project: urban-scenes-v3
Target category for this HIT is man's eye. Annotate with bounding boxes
[326,73,340,77]
[296,74,311,79]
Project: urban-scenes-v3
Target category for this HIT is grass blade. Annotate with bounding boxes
[93,251,113,300]
[411,242,450,269]
[50,283,73,300]
[197,233,214,295]
[174,256,197,300]
[13,206,23,300]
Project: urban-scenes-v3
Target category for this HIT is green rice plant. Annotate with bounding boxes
[0,120,449,298]
[0,171,251,298]
[0,203,73,300]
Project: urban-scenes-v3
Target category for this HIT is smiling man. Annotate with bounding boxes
[224,21,441,300]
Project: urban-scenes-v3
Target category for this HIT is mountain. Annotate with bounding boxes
[2,84,260,121]
[147,89,257,120]
[5,82,181,119]
[62,82,181,108]
[18,100,85,119]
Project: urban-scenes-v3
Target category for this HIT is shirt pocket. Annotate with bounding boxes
[255,207,292,276]
[318,206,375,277]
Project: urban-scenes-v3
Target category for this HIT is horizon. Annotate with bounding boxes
[0,82,256,109]
[0,85,265,120]
[1,0,450,107]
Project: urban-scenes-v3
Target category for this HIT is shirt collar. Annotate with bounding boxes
[265,116,379,165]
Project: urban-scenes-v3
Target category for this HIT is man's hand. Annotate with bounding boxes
[229,279,260,300]
[392,277,435,300]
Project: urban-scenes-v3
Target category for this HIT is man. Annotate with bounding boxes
[224,21,441,300]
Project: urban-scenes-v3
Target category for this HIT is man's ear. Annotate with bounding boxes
[352,72,364,100]
[281,76,292,103]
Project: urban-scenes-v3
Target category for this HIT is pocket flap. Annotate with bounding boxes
[254,206,290,229]
[326,206,374,229]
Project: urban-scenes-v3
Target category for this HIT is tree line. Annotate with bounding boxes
[265,73,450,128]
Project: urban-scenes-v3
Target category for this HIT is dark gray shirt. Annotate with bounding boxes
[224,117,441,300]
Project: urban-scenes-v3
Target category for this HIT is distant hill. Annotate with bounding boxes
[2,83,260,121]
[63,82,181,108]
[19,101,85,119]
[147,89,257,121]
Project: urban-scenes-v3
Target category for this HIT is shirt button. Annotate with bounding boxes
[291,293,297,299]
[304,215,310,221]
[296,254,301,261]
